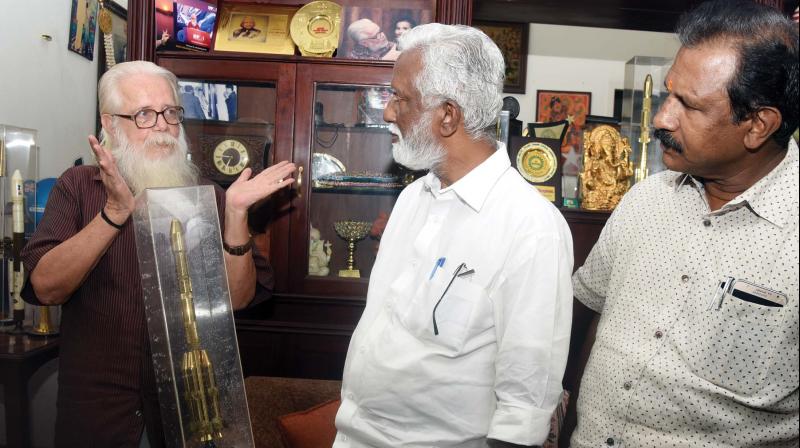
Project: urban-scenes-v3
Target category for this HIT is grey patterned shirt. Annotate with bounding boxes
[571,140,799,448]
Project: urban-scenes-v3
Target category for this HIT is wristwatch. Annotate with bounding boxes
[223,237,253,256]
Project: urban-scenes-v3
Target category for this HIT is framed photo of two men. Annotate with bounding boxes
[335,0,436,61]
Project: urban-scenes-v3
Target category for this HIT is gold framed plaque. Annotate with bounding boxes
[509,136,563,205]
[290,1,342,57]
[213,4,298,55]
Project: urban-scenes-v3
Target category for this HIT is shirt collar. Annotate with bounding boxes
[673,139,798,227]
[422,142,511,212]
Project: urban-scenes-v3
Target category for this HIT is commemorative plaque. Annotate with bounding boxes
[289,1,342,57]
[508,136,563,205]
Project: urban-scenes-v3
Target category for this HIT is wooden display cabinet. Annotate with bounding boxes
[127,0,472,379]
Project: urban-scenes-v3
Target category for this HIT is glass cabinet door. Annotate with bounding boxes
[178,80,278,189]
[290,64,401,296]
[309,83,401,275]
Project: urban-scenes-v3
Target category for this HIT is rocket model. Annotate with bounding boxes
[635,74,653,184]
[10,170,25,331]
[170,219,223,446]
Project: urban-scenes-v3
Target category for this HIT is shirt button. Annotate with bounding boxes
[347,393,355,400]
[606,437,615,446]
[340,434,348,441]
[702,219,711,227]
[655,330,663,339]
[623,381,632,390]
[681,274,690,283]
[135,409,142,417]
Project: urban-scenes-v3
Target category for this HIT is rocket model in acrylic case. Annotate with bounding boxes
[133,185,254,447]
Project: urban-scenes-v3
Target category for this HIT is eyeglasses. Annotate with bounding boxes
[432,262,474,335]
[111,106,185,129]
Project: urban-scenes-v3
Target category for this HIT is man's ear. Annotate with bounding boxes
[100,114,113,139]
[743,106,782,150]
[438,101,461,138]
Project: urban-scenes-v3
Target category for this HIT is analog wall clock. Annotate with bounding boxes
[213,139,250,176]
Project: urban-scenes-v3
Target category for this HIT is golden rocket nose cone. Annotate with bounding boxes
[170,219,185,251]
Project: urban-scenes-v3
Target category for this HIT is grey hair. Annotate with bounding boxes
[97,60,181,146]
[398,23,505,143]
[98,60,180,114]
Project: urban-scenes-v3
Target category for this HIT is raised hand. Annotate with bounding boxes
[225,161,297,216]
[88,135,134,224]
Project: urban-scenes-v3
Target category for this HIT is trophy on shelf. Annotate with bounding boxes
[28,305,58,336]
[170,219,223,446]
[333,220,371,278]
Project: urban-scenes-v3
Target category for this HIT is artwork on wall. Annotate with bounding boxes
[68,0,100,60]
[536,90,592,175]
[337,3,436,61]
[473,21,529,94]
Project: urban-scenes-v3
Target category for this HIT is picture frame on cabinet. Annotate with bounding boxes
[177,80,237,122]
[337,3,436,60]
[213,4,299,55]
[473,21,529,94]
[536,90,592,176]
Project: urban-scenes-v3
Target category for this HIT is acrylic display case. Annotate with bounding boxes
[621,56,672,183]
[134,186,254,447]
[0,124,56,335]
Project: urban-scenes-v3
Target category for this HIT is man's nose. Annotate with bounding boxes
[652,97,676,131]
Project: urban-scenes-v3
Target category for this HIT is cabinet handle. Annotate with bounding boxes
[296,166,304,197]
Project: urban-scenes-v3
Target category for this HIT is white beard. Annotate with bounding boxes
[389,112,446,173]
[105,125,198,196]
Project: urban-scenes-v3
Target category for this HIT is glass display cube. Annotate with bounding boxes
[134,186,254,447]
[621,56,673,183]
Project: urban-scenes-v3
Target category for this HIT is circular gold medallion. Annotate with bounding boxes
[213,139,250,176]
[290,1,342,57]
[516,142,557,183]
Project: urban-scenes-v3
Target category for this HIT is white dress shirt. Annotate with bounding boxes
[334,146,574,447]
[572,140,799,447]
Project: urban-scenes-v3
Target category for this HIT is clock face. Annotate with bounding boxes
[213,139,250,176]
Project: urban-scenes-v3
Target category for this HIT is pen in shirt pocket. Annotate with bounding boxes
[429,257,445,280]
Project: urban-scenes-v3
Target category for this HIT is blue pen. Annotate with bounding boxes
[429,257,446,280]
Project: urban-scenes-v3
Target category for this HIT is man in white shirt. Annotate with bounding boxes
[334,23,574,448]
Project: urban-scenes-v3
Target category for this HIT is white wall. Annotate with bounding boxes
[1,1,101,179]
[509,24,681,125]
[0,3,101,446]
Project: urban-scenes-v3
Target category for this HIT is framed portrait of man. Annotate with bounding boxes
[213,4,298,55]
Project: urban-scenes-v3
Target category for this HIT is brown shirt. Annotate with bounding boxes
[22,165,273,447]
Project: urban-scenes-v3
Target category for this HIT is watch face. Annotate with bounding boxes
[213,139,250,176]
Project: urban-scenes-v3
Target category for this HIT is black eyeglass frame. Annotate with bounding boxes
[109,106,185,129]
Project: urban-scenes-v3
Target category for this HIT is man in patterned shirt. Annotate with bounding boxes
[567,1,799,447]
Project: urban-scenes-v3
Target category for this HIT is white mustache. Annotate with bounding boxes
[388,123,402,138]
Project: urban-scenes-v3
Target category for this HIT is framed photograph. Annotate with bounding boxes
[337,3,436,60]
[536,90,592,175]
[473,21,529,94]
[178,80,238,122]
[213,4,299,55]
[173,0,218,52]
[68,0,100,60]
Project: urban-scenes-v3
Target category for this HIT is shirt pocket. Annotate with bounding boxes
[674,292,786,396]
[394,272,491,353]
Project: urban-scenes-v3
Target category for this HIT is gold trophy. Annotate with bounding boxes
[289,1,342,57]
[170,219,223,446]
[634,74,653,184]
[333,220,371,278]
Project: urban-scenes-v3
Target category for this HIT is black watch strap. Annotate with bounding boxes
[223,237,253,256]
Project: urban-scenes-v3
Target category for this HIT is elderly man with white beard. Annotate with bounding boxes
[334,24,573,448]
[21,61,296,447]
